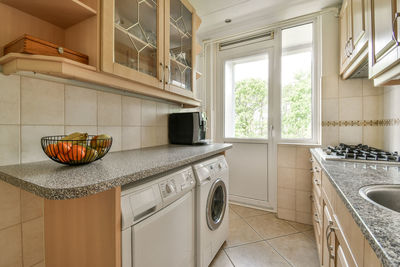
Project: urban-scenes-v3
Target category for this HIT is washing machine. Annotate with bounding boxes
[193,155,229,267]
[120,166,196,267]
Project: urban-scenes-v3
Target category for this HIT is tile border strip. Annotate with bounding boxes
[322,119,400,127]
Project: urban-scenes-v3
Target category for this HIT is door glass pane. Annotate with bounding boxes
[281,23,313,139]
[169,0,192,90]
[224,54,269,139]
[114,0,158,77]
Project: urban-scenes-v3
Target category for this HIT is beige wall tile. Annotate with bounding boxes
[277,146,296,168]
[295,147,312,170]
[22,217,44,267]
[21,125,64,163]
[98,92,122,126]
[98,126,121,152]
[383,125,400,152]
[122,96,141,126]
[339,97,363,121]
[277,208,296,221]
[122,126,141,151]
[65,125,97,135]
[295,169,312,192]
[0,73,20,124]
[156,103,169,126]
[363,95,382,121]
[0,125,20,166]
[322,98,339,121]
[322,126,339,146]
[0,225,22,267]
[21,190,43,222]
[383,87,400,119]
[277,188,295,210]
[156,126,168,145]
[363,126,383,149]
[339,78,362,98]
[295,191,311,213]
[65,85,97,126]
[295,211,312,225]
[277,167,295,190]
[21,77,64,125]
[141,127,158,148]
[362,79,383,96]
[0,180,20,230]
[339,126,363,144]
[141,100,157,126]
[321,75,339,99]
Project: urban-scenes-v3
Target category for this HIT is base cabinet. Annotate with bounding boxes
[311,156,382,267]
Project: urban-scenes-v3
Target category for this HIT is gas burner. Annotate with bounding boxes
[324,143,400,163]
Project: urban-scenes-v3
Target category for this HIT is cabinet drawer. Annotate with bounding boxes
[312,201,322,260]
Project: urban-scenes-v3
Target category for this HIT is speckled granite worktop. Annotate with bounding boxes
[310,148,400,267]
[0,144,232,200]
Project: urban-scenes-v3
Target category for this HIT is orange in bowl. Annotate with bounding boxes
[57,142,72,155]
[68,145,86,161]
[57,153,70,163]
[45,144,59,157]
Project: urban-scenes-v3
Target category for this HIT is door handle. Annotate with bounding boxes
[392,12,400,46]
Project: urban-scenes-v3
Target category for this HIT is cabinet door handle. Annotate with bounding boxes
[348,37,353,56]
[165,65,170,85]
[325,220,336,260]
[159,62,164,83]
[392,12,400,46]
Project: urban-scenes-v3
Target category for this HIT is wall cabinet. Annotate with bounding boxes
[340,0,369,79]
[311,156,382,267]
[101,0,201,99]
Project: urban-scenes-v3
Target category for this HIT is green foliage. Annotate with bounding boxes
[234,78,268,138]
[281,71,312,139]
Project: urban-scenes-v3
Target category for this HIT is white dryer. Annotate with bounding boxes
[193,155,229,267]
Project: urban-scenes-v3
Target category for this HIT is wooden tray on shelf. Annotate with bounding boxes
[4,34,89,64]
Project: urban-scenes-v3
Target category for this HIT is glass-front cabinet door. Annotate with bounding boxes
[164,0,199,98]
[102,0,164,89]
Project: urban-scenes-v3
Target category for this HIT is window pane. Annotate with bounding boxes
[281,23,313,139]
[224,54,269,139]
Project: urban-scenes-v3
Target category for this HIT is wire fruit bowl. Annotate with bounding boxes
[41,134,113,166]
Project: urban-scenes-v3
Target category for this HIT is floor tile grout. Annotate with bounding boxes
[264,239,295,267]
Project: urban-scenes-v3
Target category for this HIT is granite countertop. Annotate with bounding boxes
[0,143,232,200]
[310,148,400,267]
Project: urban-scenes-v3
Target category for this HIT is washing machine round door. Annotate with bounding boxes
[206,178,227,231]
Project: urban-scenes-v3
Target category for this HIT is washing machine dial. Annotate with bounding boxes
[165,181,175,193]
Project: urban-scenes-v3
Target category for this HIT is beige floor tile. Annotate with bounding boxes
[226,241,290,267]
[303,229,316,242]
[209,249,233,267]
[268,232,319,267]
[226,217,262,247]
[230,204,272,218]
[229,207,240,220]
[286,220,313,232]
[245,214,298,239]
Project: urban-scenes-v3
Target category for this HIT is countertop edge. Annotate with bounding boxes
[310,148,393,267]
[0,145,232,200]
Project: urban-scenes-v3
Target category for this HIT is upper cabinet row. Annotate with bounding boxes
[340,0,400,86]
[0,0,201,107]
[102,0,200,99]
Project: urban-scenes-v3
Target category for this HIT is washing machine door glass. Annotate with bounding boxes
[206,179,227,231]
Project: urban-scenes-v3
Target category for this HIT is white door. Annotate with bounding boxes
[216,37,278,211]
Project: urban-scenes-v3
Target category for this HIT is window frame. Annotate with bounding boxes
[277,19,320,145]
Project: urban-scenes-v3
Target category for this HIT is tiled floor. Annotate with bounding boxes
[210,204,319,267]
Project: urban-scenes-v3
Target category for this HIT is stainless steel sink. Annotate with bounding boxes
[359,185,400,213]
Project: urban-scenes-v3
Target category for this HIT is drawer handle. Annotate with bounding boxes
[392,12,400,46]
[325,220,336,260]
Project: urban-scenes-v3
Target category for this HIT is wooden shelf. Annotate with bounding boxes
[0,53,200,107]
[114,24,156,50]
[170,57,191,70]
[0,0,97,28]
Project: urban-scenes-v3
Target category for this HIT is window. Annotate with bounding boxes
[224,53,269,139]
[281,23,314,140]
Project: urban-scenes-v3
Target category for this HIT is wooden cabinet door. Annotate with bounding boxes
[101,0,164,89]
[352,0,368,53]
[164,0,198,98]
[336,244,350,267]
[369,0,400,78]
[340,0,352,73]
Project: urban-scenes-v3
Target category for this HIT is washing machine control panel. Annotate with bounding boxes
[160,168,195,199]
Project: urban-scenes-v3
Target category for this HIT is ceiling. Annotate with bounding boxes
[190,0,342,39]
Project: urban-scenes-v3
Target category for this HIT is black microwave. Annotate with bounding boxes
[168,112,207,145]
